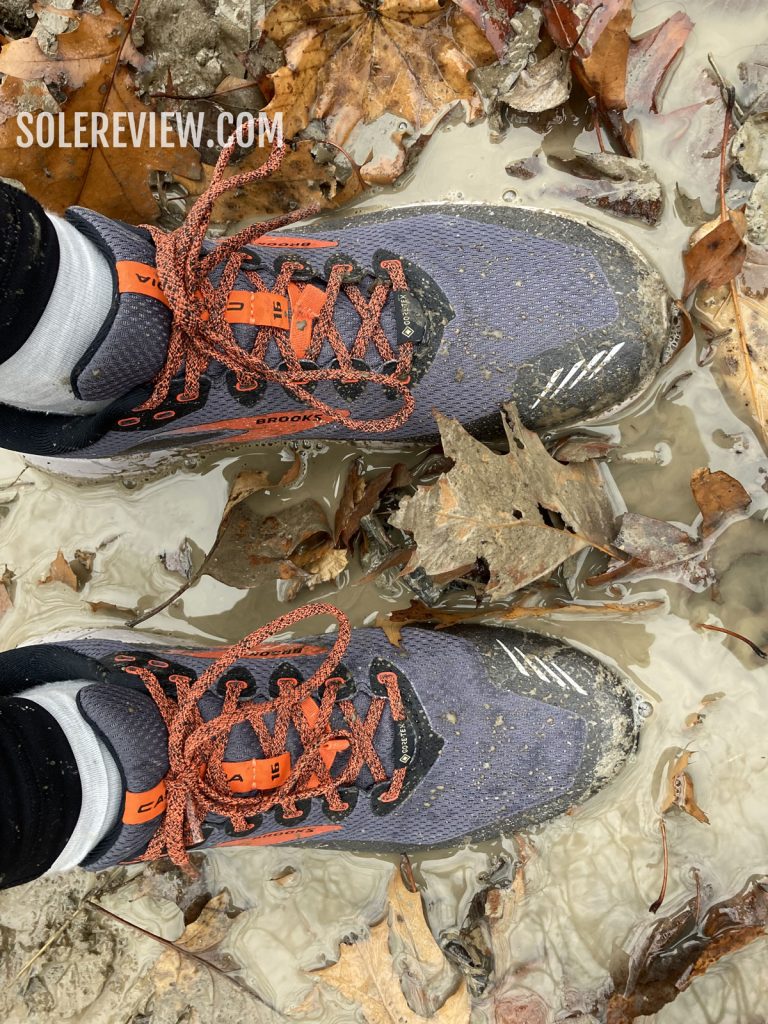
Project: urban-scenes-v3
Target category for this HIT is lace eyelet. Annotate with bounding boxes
[224,814,262,837]
[321,786,358,822]
[324,254,363,284]
[279,359,318,395]
[187,822,216,849]
[273,255,314,281]
[275,799,311,825]
[175,392,200,404]
[330,357,369,401]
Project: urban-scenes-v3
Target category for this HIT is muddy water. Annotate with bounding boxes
[1,0,768,1020]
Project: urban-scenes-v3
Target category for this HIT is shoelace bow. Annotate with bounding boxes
[124,602,406,870]
[137,131,416,432]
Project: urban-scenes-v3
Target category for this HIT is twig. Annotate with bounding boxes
[649,818,669,914]
[86,900,272,1008]
[717,86,735,223]
[696,623,767,659]
[8,907,84,987]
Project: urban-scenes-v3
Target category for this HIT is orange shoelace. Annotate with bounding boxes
[137,132,415,432]
[123,602,407,869]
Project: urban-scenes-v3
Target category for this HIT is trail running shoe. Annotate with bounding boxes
[4,137,677,471]
[11,604,643,868]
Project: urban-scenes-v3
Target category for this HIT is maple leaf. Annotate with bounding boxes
[261,0,495,183]
[313,869,470,1023]
[0,0,200,221]
[389,404,616,602]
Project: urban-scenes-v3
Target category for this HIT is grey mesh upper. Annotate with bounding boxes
[38,624,645,869]
[57,202,675,459]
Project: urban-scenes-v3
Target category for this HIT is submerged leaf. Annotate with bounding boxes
[603,877,768,1022]
[690,467,751,537]
[683,213,747,299]
[660,750,710,825]
[314,869,469,1023]
[390,404,616,602]
[550,152,663,224]
[503,46,571,113]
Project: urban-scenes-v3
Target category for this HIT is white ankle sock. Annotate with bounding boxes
[22,681,122,872]
[0,214,113,415]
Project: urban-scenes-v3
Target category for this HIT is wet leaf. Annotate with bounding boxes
[175,139,363,227]
[454,0,525,57]
[0,566,13,617]
[660,750,710,825]
[682,212,747,299]
[378,597,662,644]
[690,467,751,537]
[625,11,694,114]
[695,238,768,443]
[335,460,411,549]
[40,549,79,591]
[732,111,768,180]
[471,4,542,135]
[390,404,616,602]
[313,869,469,1023]
[0,0,200,221]
[580,0,631,112]
[602,877,768,1022]
[503,46,571,113]
[550,152,663,224]
[261,0,495,183]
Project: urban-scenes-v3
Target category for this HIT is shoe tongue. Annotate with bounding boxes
[67,206,398,403]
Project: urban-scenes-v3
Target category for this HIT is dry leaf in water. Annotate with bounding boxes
[690,467,750,537]
[0,0,200,221]
[660,750,710,825]
[335,459,411,549]
[314,869,469,1024]
[695,238,768,444]
[390,404,616,602]
[262,0,495,182]
[683,212,747,299]
[601,877,768,1022]
[0,566,13,617]
[41,549,79,591]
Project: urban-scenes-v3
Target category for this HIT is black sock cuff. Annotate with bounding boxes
[0,696,81,889]
[0,183,60,362]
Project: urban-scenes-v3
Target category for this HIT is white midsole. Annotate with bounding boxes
[20,626,204,647]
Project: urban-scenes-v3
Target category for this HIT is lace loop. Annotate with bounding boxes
[137,129,416,432]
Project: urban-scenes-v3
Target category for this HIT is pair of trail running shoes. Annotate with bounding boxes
[2,139,673,872]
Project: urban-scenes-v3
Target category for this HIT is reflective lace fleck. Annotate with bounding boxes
[123,602,406,869]
[137,134,415,432]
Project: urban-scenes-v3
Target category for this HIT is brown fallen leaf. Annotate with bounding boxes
[335,459,411,549]
[660,750,710,825]
[313,869,469,1023]
[549,152,663,225]
[454,0,525,57]
[588,467,751,587]
[601,876,768,1022]
[682,212,747,299]
[175,139,363,227]
[41,549,79,591]
[580,0,631,112]
[377,596,663,644]
[0,566,13,617]
[624,10,694,114]
[130,463,338,626]
[389,403,617,602]
[690,467,750,537]
[695,237,768,444]
[0,0,200,221]
[261,0,495,183]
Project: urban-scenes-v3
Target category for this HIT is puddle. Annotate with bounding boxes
[0,0,767,1020]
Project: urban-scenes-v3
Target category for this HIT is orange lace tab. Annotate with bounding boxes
[123,780,167,825]
[222,752,291,793]
[288,282,327,358]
